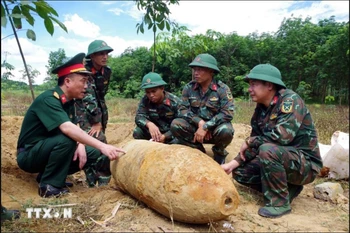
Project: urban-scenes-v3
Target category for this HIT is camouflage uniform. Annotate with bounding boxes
[232,87,322,208]
[171,79,235,163]
[74,61,111,143]
[133,91,181,143]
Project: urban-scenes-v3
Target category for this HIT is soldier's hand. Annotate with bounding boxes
[100,144,126,160]
[193,127,207,143]
[147,122,162,142]
[73,143,87,170]
[221,160,239,174]
[88,123,103,137]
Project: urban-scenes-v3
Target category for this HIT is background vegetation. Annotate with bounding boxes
[2,16,349,105]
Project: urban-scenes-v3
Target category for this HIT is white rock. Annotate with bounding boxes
[314,182,344,203]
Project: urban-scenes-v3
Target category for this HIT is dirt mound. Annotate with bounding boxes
[1,116,348,232]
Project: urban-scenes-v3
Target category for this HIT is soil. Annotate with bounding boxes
[1,116,349,232]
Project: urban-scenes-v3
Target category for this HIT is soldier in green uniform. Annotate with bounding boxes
[221,64,323,218]
[1,205,20,223]
[170,53,235,164]
[16,53,126,198]
[75,40,113,143]
[74,40,113,186]
[133,72,181,143]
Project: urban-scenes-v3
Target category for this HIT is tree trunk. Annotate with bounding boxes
[4,1,35,101]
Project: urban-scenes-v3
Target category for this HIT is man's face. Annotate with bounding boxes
[90,51,109,68]
[192,66,213,85]
[247,79,270,103]
[145,86,164,104]
[66,73,89,99]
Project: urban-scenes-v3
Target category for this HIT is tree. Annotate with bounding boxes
[44,48,67,87]
[135,0,179,72]
[1,0,68,101]
[20,64,39,85]
[1,61,15,80]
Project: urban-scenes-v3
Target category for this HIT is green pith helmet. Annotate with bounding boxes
[245,64,286,88]
[86,40,113,58]
[140,72,167,89]
[188,53,220,73]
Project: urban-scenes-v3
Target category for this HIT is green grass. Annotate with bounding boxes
[1,90,348,144]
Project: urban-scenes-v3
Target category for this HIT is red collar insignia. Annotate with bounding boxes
[273,96,278,105]
[61,94,67,104]
[165,98,171,106]
[211,84,218,91]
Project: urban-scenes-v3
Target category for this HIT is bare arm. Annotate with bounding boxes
[59,121,126,160]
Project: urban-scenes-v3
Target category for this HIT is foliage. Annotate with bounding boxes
[135,0,179,71]
[19,64,39,84]
[1,61,15,80]
[4,15,349,105]
[296,81,312,102]
[44,48,67,87]
[1,0,67,40]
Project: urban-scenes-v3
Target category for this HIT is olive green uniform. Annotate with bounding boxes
[17,86,110,189]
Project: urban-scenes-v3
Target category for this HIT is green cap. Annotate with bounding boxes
[52,53,92,78]
[140,72,167,89]
[86,40,113,58]
[189,53,220,73]
[245,64,286,88]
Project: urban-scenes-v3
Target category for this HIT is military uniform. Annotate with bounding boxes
[74,40,113,143]
[230,64,322,218]
[74,63,112,143]
[133,91,181,143]
[170,54,235,164]
[133,72,181,143]
[16,53,111,197]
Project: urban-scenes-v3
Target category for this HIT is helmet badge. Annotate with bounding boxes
[146,78,151,83]
[196,57,201,61]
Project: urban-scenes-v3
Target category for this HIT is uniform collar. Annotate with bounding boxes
[193,79,218,91]
[54,86,71,105]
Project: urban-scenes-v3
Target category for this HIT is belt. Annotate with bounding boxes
[17,148,26,154]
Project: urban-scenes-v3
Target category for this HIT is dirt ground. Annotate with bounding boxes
[1,116,349,232]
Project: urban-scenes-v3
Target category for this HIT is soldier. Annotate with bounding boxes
[221,64,322,218]
[75,40,113,187]
[1,205,20,223]
[170,53,235,164]
[16,53,126,198]
[133,72,181,143]
[75,40,113,143]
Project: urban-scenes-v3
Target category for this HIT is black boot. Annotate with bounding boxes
[38,184,69,198]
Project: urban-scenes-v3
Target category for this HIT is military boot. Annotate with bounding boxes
[97,176,111,187]
[212,146,228,165]
[258,204,291,218]
[84,167,98,188]
[1,205,20,223]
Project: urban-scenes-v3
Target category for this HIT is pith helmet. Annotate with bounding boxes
[52,53,92,79]
[245,64,286,88]
[140,72,167,89]
[188,53,220,73]
[86,40,113,58]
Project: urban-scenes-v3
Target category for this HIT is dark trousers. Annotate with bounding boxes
[17,133,110,188]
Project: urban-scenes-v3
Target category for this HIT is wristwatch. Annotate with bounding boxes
[202,124,208,131]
